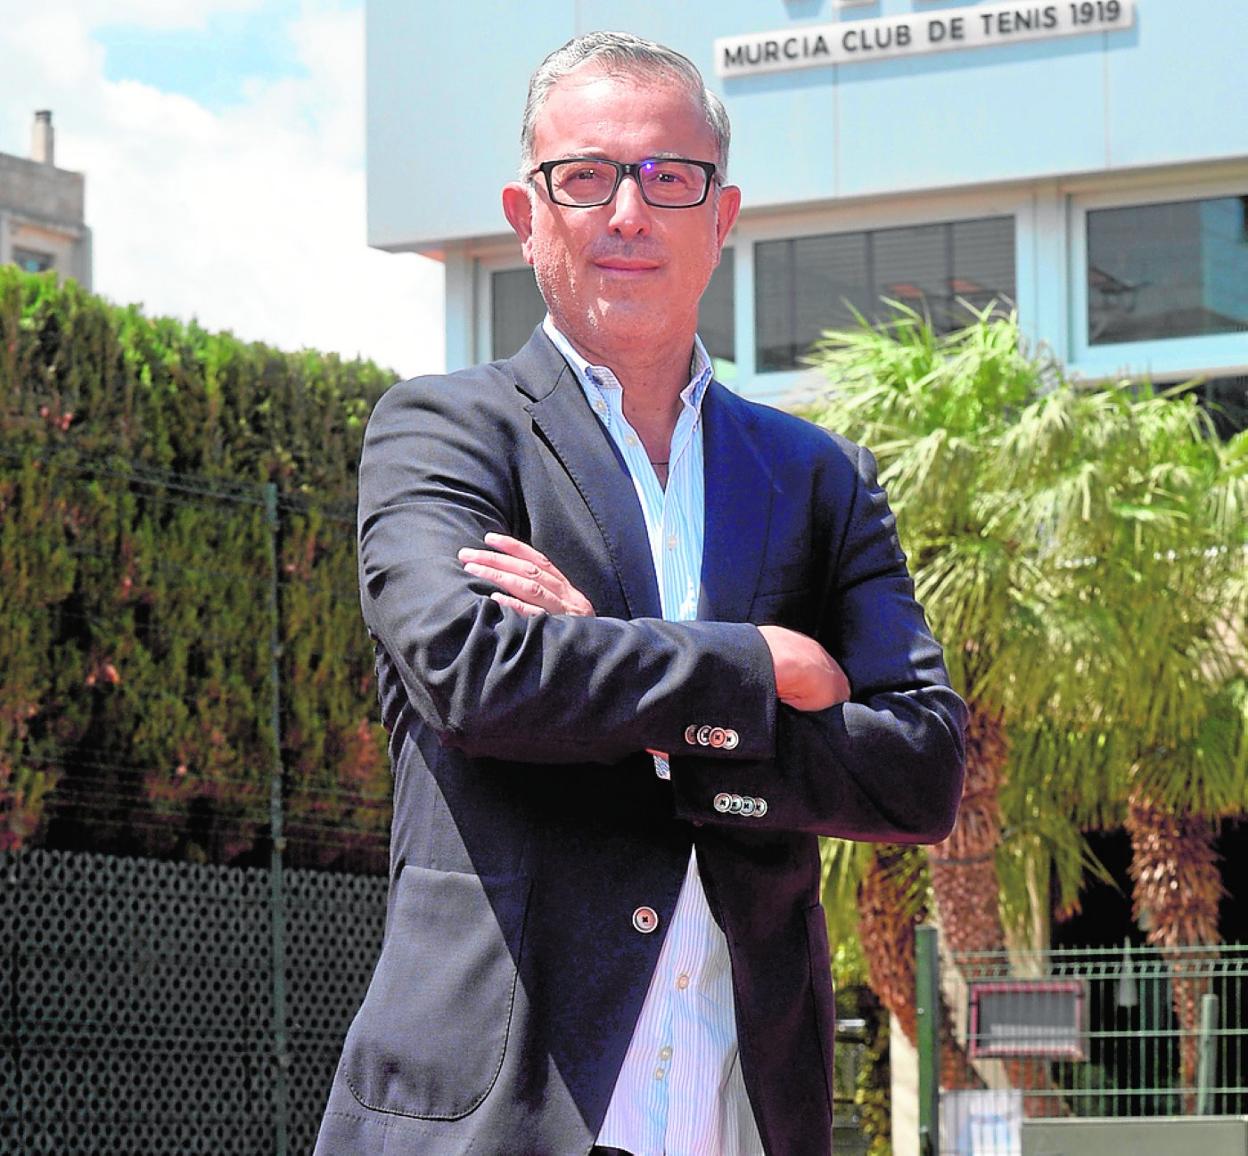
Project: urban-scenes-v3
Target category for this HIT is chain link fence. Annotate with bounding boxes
[1,452,393,1151]
[1,848,384,1154]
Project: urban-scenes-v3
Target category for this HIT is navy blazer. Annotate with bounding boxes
[314,328,966,1155]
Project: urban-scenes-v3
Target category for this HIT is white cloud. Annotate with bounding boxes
[33,0,268,33]
[0,1,444,379]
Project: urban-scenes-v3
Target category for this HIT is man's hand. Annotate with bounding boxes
[458,533,596,618]
[757,625,851,712]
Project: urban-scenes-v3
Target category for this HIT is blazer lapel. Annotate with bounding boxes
[508,329,662,620]
[699,381,774,623]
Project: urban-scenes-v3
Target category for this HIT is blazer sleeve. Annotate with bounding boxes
[668,440,967,844]
[358,372,780,766]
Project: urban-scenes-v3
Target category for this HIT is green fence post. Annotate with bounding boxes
[1196,992,1219,1115]
[917,923,939,1156]
[265,482,289,1156]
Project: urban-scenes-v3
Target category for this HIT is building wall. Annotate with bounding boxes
[366,0,1248,399]
[0,151,92,290]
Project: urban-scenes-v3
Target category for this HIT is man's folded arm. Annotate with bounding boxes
[668,443,967,844]
[359,376,780,765]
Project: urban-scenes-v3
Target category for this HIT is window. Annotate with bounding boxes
[754,217,1016,372]
[13,248,54,274]
[1195,374,1248,439]
[488,251,736,373]
[1087,194,1248,345]
[491,267,546,360]
[700,249,735,378]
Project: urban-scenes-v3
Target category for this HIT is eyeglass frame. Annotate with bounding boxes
[529,156,721,209]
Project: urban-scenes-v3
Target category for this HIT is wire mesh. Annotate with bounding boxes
[0,848,385,1154]
[936,943,1248,1156]
[1,449,394,1149]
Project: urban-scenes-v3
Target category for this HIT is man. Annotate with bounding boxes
[316,31,965,1156]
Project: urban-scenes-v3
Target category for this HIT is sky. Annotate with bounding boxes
[0,0,445,378]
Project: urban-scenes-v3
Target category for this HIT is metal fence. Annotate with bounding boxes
[1,847,384,1154]
[916,928,1248,1156]
[0,452,397,1152]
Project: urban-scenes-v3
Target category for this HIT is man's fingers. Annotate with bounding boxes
[459,538,595,616]
[464,560,554,608]
[458,546,544,582]
[482,532,550,568]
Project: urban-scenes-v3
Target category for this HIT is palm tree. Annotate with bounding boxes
[809,308,1247,1104]
[836,840,984,1090]
[808,306,1068,955]
[808,305,1076,1109]
[994,383,1248,1094]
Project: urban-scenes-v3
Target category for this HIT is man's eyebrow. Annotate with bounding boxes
[544,151,699,167]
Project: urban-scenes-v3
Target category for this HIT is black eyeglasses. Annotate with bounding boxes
[530,156,720,209]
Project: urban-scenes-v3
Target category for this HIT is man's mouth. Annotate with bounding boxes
[593,256,662,273]
[590,245,663,271]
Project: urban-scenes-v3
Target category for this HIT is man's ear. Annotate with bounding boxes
[502,182,536,263]
[715,184,741,251]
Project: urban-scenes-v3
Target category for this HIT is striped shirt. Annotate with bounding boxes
[543,318,764,1156]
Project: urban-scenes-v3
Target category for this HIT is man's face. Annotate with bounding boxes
[502,64,740,359]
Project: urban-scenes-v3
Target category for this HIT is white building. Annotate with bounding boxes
[364,1,1246,418]
[0,112,92,290]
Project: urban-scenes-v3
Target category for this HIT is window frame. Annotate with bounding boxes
[739,188,1030,402]
[1068,175,1248,383]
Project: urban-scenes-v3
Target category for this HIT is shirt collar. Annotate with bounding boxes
[542,315,714,414]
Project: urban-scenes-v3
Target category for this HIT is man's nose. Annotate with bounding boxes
[607,173,652,236]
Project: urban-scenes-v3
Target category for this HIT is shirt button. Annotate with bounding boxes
[666,534,677,550]
[659,1046,673,1060]
[675,973,690,990]
[594,400,607,414]
[654,1068,666,1080]
[626,434,638,446]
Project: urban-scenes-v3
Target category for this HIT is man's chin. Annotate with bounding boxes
[589,301,676,341]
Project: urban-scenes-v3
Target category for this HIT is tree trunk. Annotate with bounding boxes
[1126,792,1223,1107]
[927,706,1064,1114]
[858,844,981,1091]
[928,705,1007,963]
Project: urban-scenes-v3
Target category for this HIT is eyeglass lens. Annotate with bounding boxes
[547,159,710,207]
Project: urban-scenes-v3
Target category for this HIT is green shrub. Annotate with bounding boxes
[1,268,394,869]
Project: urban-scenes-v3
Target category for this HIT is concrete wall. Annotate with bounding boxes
[1023,1116,1248,1156]
[0,152,85,224]
[0,151,92,289]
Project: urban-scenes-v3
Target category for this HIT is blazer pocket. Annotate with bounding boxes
[342,865,531,1120]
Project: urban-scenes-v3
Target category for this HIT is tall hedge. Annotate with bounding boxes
[0,268,398,871]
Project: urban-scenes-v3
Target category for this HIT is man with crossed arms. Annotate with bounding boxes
[316,30,965,1156]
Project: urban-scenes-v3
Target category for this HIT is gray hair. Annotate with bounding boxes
[519,31,731,180]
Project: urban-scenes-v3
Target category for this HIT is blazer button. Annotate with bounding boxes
[708,726,726,748]
[713,792,732,813]
[632,906,659,934]
[723,729,739,750]
[754,797,768,817]
[728,794,744,814]
[739,796,756,816]
[696,724,712,746]
[684,725,699,746]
